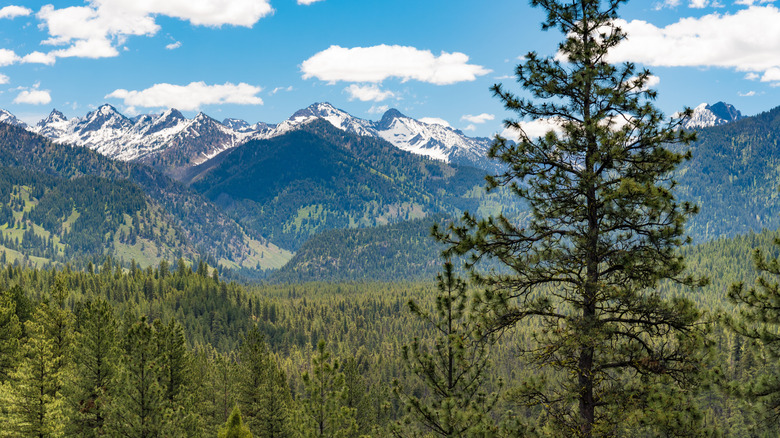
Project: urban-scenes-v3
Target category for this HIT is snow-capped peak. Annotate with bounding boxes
[0,109,28,128]
[38,109,67,126]
[681,102,744,129]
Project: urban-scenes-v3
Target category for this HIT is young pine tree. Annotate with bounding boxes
[219,405,253,438]
[7,317,68,437]
[109,316,165,438]
[436,1,708,436]
[394,261,499,437]
[297,340,358,438]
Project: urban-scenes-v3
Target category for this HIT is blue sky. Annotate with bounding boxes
[0,0,779,137]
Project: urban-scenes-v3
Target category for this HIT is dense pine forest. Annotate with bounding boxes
[0,228,779,436]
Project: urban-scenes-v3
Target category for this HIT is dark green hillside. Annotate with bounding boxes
[191,120,513,250]
[271,216,448,283]
[0,123,290,270]
[679,105,780,241]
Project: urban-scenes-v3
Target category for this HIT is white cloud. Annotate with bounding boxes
[298,0,325,4]
[738,90,757,96]
[0,74,8,84]
[464,124,477,131]
[609,6,780,85]
[420,117,451,128]
[301,44,491,85]
[270,86,294,95]
[21,51,57,65]
[106,81,264,111]
[689,0,709,7]
[345,84,395,102]
[0,49,20,66]
[14,89,52,105]
[761,67,780,82]
[461,113,495,124]
[367,105,389,114]
[35,0,273,63]
[745,72,760,80]
[0,5,31,19]
[166,41,182,50]
[502,118,565,141]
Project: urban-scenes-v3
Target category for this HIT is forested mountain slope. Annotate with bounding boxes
[189,119,514,251]
[0,123,290,270]
[679,105,780,242]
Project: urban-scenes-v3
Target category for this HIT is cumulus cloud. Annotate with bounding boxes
[34,0,273,64]
[609,5,780,85]
[298,0,325,4]
[14,89,52,105]
[0,5,32,19]
[0,74,8,84]
[166,41,182,50]
[345,84,395,102]
[420,117,451,128]
[461,113,495,124]
[738,91,757,96]
[22,51,57,65]
[106,81,264,111]
[0,49,20,66]
[301,44,491,85]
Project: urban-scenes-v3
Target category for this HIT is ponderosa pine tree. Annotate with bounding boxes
[66,298,118,436]
[394,261,499,437]
[436,1,708,436]
[727,242,780,424]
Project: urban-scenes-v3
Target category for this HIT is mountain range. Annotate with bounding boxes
[7,103,494,178]
[0,99,769,281]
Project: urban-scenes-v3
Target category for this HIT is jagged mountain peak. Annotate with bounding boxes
[38,109,66,125]
[0,109,28,128]
[378,108,408,128]
[683,102,744,129]
[222,118,250,131]
[160,108,185,121]
[291,102,343,119]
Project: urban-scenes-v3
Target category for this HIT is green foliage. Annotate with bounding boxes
[395,261,499,437]
[436,0,709,435]
[66,297,118,436]
[727,238,780,426]
[297,340,358,437]
[0,287,21,382]
[218,405,253,438]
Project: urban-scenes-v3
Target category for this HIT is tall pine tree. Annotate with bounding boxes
[436,1,707,435]
[66,298,118,437]
[394,261,499,437]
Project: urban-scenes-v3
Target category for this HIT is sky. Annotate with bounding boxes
[0,0,779,138]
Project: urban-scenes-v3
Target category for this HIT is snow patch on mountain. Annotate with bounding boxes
[680,102,744,129]
[0,109,29,129]
[26,101,496,172]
